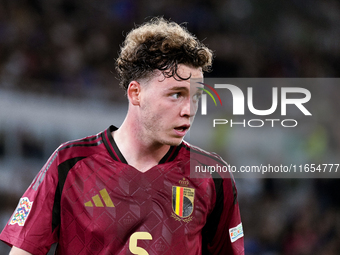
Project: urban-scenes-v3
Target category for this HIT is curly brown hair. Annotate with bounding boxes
[116,17,213,91]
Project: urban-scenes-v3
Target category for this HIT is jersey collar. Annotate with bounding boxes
[102,125,182,164]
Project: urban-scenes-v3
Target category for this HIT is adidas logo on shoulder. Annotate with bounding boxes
[84,188,114,207]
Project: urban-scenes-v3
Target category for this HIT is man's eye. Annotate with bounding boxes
[171,93,180,99]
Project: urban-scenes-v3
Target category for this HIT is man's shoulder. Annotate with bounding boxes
[181,141,228,166]
[181,141,234,180]
[55,130,105,164]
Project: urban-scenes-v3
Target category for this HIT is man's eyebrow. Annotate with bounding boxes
[167,86,189,92]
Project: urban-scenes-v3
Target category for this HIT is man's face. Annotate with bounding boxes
[138,65,203,146]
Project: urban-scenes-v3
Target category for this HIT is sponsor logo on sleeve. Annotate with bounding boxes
[9,197,33,227]
[229,223,244,243]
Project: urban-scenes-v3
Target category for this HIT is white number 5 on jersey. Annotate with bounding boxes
[129,232,153,255]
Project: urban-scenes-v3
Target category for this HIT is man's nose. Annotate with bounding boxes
[181,98,197,117]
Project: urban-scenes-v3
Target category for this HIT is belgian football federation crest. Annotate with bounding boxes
[9,197,33,226]
[172,186,195,218]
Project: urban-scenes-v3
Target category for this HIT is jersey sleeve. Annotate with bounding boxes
[0,150,60,255]
[202,175,244,255]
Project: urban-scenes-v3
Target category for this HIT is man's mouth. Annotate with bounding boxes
[174,125,190,134]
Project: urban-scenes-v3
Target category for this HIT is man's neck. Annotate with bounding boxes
[112,121,171,173]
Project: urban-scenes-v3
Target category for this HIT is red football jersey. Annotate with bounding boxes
[0,126,244,254]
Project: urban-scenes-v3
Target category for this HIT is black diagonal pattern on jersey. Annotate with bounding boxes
[102,126,128,163]
[59,140,103,151]
[163,143,183,163]
[52,157,85,232]
[201,173,224,254]
[188,144,237,204]
[159,145,178,164]
[109,136,128,164]
[58,134,102,151]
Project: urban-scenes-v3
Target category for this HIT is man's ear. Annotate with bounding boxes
[127,81,141,106]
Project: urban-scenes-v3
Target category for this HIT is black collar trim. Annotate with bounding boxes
[102,125,181,165]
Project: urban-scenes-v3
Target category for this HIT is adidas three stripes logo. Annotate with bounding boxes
[84,189,115,207]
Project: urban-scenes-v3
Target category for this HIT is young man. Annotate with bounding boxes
[1,18,244,254]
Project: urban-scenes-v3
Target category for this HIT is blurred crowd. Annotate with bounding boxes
[239,178,340,255]
[0,0,340,254]
[1,0,340,99]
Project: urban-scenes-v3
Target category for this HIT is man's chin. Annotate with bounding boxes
[164,138,183,147]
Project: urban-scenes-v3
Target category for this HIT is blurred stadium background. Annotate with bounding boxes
[0,0,339,254]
